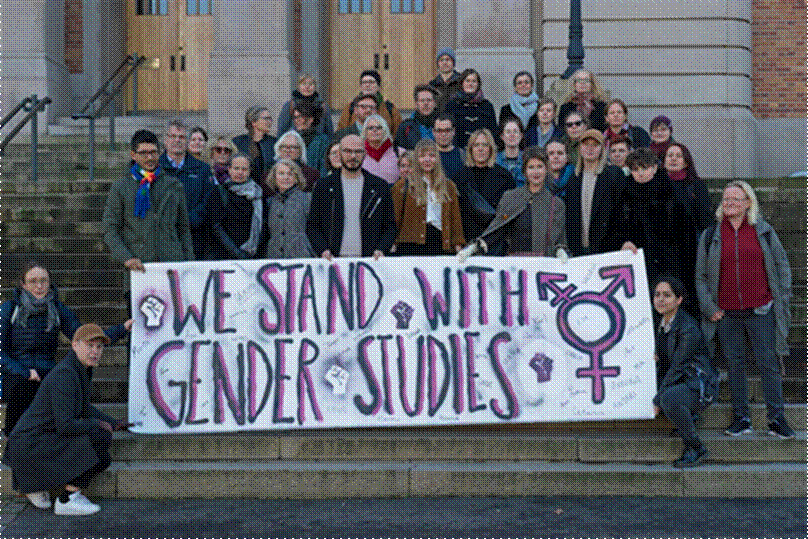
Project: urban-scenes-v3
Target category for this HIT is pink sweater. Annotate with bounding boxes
[362,145,400,185]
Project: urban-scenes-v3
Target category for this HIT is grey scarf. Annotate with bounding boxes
[14,288,60,332]
[226,179,264,256]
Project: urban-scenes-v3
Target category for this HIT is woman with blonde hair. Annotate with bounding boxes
[695,180,794,439]
[209,136,236,184]
[558,69,608,132]
[455,128,516,241]
[263,158,314,259]
[391,139,465,255]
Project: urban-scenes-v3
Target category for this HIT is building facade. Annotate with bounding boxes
[4,0,805,177]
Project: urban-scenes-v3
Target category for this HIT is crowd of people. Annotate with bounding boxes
[0,49,795,515]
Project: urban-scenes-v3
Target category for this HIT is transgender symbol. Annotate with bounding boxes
[537,265,634,404]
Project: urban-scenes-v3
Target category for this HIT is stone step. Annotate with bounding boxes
[3,401,799,434]
[2,460,803,498]
[1,179,115,195]
[1,220,103,237]
[2,236,107,254]
[0,268,127,290]
[1,429,801,464]
[1,205,105,223]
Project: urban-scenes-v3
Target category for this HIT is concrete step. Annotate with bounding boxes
[2,460,803,498]
[2,403,802,433]
[1,179,115,194]
[2,236,107,254]
[2,220,103,237]
[0,268,127,290]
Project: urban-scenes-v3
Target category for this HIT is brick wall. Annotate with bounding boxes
[752,0,806,118]
[65,0,82,73]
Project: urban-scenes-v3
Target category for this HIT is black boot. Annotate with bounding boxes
[673,443,708,467]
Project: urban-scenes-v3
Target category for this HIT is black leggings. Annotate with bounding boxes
[70,430,112,489]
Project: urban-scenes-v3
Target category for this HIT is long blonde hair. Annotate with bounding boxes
[561,69,607,104]
[410,139,450,205]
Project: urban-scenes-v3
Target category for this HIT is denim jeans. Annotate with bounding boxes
[657,382,702,448]
[716,309,785,423]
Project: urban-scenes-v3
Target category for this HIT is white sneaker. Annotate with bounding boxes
[25,491,52,509]
[53,490,100,516]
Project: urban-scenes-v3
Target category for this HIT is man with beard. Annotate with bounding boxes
[307,134,397,260]
[394,85,439,151]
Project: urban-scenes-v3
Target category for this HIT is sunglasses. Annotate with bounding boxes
[566,120,584,127]
[212,147,232,153]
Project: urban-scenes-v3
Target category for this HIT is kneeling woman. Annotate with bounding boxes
[205,153,268,260]
[652,276,718,468]
[464,146,567,257]
[392,139,465,255]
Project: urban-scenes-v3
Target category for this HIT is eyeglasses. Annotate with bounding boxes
[365,125,384,131]
[341,148,365,155]
[279,144,301,151]
[722,196,748,203]
[212,147,232,153]
[25,278,49,286]
[433,128,454,133]
[360,78,378,85]
[565,120,584,127]
[134,149,160,156]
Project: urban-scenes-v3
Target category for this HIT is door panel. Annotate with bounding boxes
[330,0,434,112]
[127,0,212,111]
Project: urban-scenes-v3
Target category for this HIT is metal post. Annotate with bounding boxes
[30,95,39,182]
[89,102,96,184]
[110,102,117,151]
[562,0,585,79]
[132,54,139,114]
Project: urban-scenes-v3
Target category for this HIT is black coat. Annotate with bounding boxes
[232,133,277,184]
[445,95,498,150]
[455,164,516,242]
[563,164,626,257]
[204,184,269,261]
[653,309,718,407]
[306,170,397,257]
[608,167,685,284]
[2,350,117,493]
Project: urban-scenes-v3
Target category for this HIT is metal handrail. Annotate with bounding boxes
[72,54,146,181]
[0,95,52,181]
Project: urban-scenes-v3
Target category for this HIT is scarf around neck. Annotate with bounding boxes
[365,138,392,162]
[15,287,60,332]
[572,92,595,121]
[225,179,264,256]
[509,92,539,128]
[132,164,160,218]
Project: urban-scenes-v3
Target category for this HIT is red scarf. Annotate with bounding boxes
[365,138,392,162]
[668,169,688,181]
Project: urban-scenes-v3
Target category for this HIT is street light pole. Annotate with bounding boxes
[562,0,584,78]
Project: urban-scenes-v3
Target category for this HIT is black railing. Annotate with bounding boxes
[0,95,52,181]
[73,54,145,182]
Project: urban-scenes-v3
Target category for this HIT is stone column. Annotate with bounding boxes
[455,0,536,114]
[2,0,70,131]
[208,0,292,137]
[542,0,755,178]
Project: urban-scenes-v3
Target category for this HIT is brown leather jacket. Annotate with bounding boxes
[391,176,465,253]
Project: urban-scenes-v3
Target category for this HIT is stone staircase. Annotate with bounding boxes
[1,137,805,498]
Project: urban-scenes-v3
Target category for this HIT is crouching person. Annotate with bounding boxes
[2,324,128,515]
[652,277,719,467]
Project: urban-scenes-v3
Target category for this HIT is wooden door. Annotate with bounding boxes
[330,0,434,111]
[127,0,213,111]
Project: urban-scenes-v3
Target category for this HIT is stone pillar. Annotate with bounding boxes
[542,0,755,178]
[3,0,70,131]
[208,0,292,137]
[455,0,536,114]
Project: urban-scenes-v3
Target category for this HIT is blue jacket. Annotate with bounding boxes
[159,152,215,259]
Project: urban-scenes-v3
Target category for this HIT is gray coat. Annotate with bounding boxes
[265,186,314,259]
[2,350,116,494]
[103,169,195,264]
[695,218,792,357]
[478,184,567,256]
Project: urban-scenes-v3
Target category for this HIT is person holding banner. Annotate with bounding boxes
[459,146,566,259]
[264,158,314,259]
[103,129,195,272]
[306,134,397,260]
[3,323,131,515]
[652,276,717,467]
[205,153,268,260]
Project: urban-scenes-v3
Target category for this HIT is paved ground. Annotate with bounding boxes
[1,495,805,538]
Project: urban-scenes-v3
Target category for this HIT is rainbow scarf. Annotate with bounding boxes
[133,164,159,218]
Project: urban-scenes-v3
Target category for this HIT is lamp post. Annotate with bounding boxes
[562,0,584,78]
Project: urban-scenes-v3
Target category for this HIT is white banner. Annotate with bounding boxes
[128,251,655,433]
